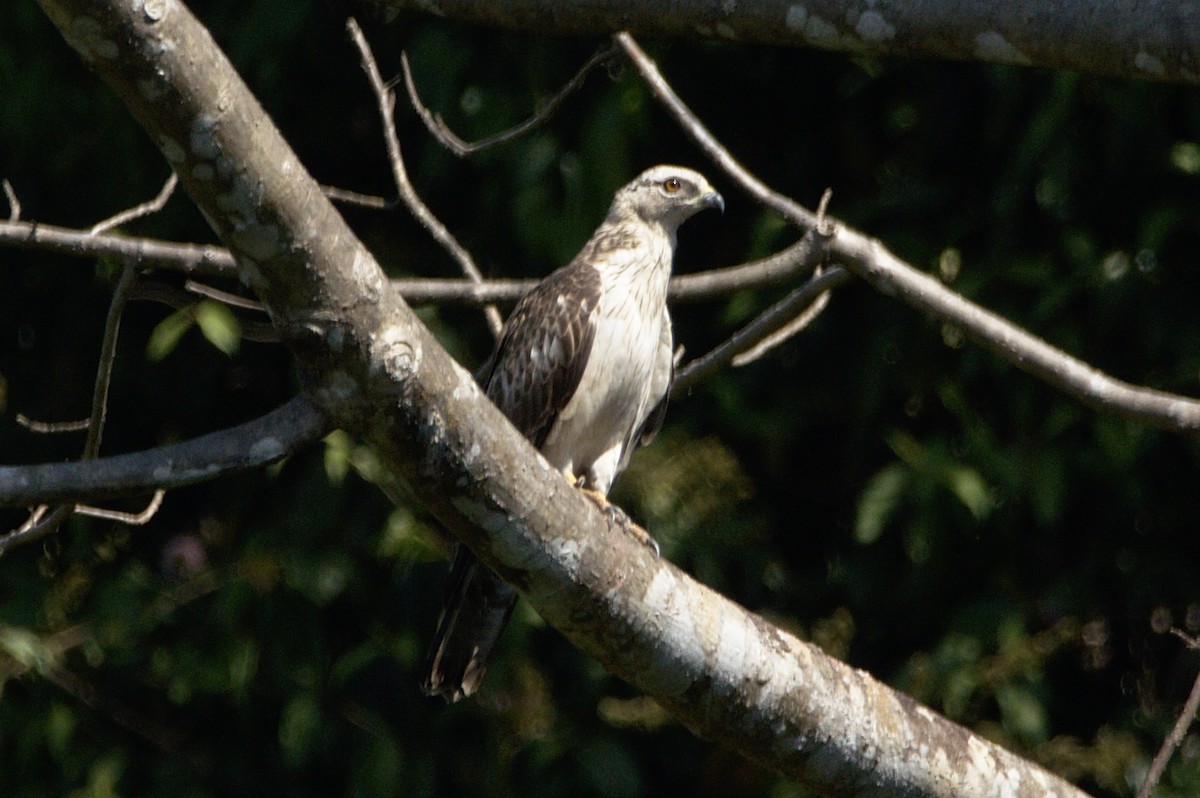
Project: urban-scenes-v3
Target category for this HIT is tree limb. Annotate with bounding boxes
[377,0,1200,86]
[32,1,1090,794]
[0,218,827,304]
[616,32,1200,436]
[0,394,330,510]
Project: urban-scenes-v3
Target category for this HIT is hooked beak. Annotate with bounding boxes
[702,189,726,214]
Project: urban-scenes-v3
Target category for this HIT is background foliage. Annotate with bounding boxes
[3,2,1200,796]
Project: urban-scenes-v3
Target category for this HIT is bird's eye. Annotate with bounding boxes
[662,178,682,193]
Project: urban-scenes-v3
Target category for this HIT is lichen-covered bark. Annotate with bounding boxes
[377,0,1200,86]
[37,1,1091,794]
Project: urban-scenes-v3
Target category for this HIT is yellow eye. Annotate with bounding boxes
[662,178,682,193]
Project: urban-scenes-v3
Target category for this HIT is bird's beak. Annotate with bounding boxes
[702,189,726,214]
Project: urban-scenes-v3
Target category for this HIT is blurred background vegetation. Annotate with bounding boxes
[3,2,1200,796]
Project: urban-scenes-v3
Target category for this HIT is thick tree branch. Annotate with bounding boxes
[617,32,1200,436]
[32,1,1090,794]
[378,0,1200,86]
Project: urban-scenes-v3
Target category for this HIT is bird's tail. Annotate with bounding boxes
[422,544,518,702]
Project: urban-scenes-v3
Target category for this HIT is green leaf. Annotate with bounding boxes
[946,466,993,520]
[855,463,909,544]
[194,299,241,356]
[145,309,195,362]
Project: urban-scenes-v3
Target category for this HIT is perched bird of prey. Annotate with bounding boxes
[423,165,724,702]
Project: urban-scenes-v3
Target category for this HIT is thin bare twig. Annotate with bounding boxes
[183,279,266,311]
[732,189,835,367]
[674,266,850,394]
[1136,632,1200,798]
[617,31,1200,435]
[346,17,504,339]
[1,505,73,558]
[75,489,165,524]
[89,172,178,236]
[401,44,616,157]
[320,183,392,210]
[2,266,140,554]
[2,179,19,221]
[16,415,91,433]
[84,265,138,458]
[126,281,279,343]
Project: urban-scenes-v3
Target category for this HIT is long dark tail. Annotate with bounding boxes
[422,544,518,702]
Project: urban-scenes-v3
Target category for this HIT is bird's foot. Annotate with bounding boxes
[578,486,660,558]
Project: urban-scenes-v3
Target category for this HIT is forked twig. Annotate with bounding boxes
[732,189,836,367]
[400,44,617,157]
[345,17,504,339]
[674,265,849,394]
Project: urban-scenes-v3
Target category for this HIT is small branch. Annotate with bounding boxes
[127,281,279,343]
[75,489,165,524]
[89,172,178,235]
[346,17,504,339]
[401,44,616,157]
[674,266,850,393]
[0,393,330,511]
[0,219,237,277]
[1136,632,1200,798]
[3,179,19,221]
[618,31,1200,436]
[84,264,138,458]
[1,504,74,558]
[320,183,392,210]
[16,415,91,433]
[183,279,266,312]
[732,189,835,367]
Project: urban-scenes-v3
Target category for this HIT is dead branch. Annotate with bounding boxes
[0,218,832,304]
[401,44,617,156]
[346,17,504,339]
[0,393,329,516]
[616,31,1200,436]
[89,172,178,235]
[674,266,850,393]
[1136,632,1200,798]
[3,179,19,221]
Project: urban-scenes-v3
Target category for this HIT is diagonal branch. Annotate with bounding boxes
[616,32,1200,437]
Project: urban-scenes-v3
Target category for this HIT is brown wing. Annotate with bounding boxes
[480,261,601,448]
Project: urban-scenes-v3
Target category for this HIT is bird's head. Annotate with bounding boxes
[609,165,725,233]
